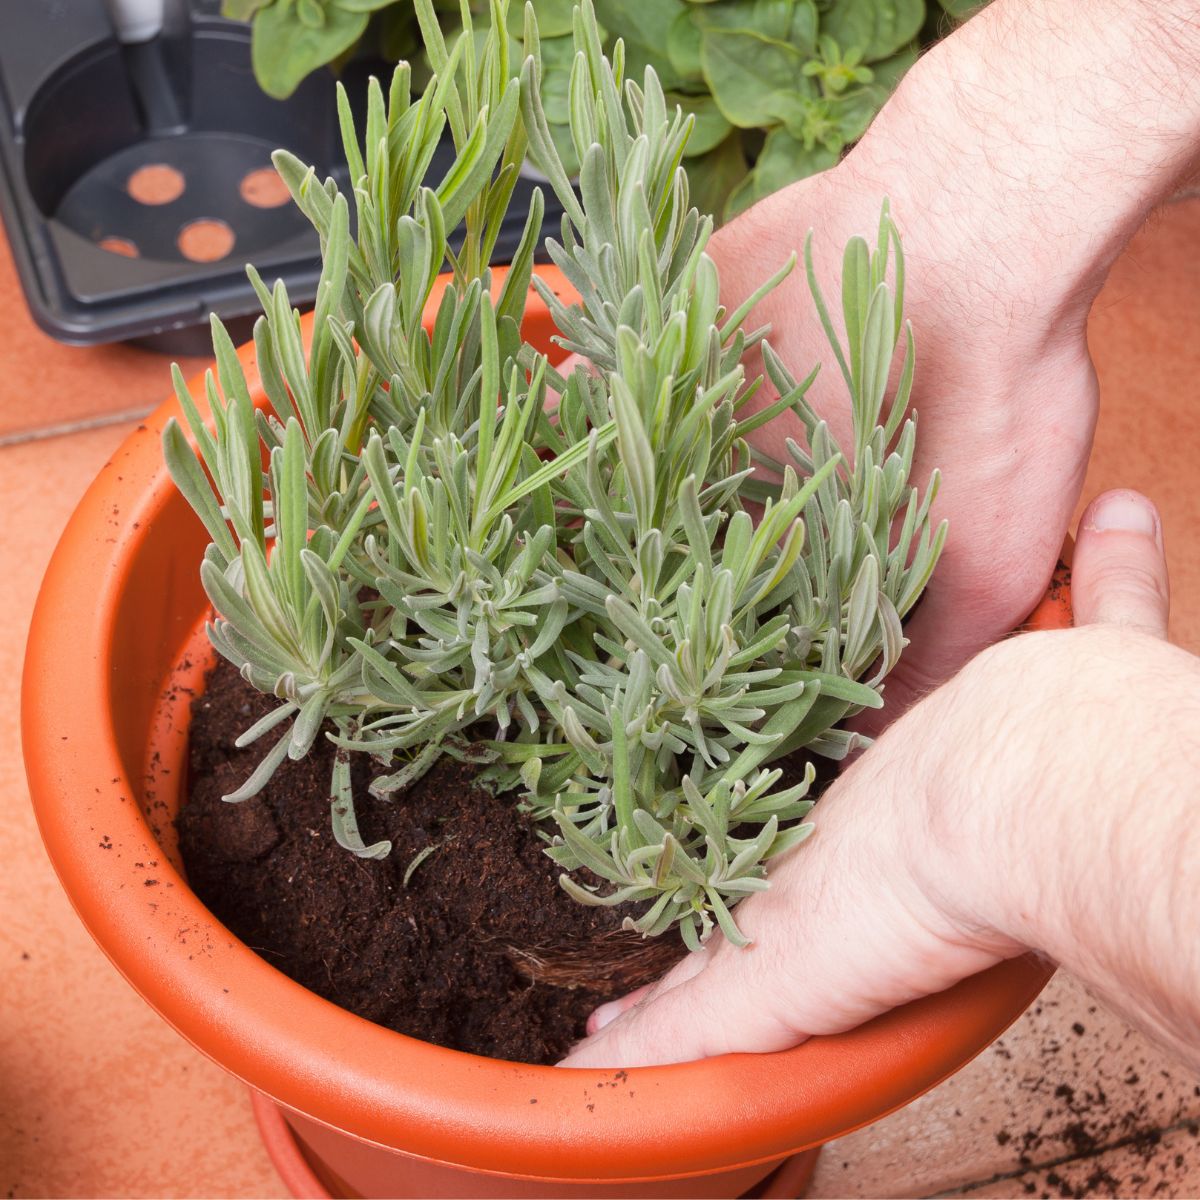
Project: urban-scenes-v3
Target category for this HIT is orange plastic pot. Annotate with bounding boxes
[23,264,1072,1199]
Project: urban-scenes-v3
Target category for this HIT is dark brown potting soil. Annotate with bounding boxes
[178,657,817,1065]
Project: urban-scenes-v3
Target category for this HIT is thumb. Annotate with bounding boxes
[1072,490,1169,639]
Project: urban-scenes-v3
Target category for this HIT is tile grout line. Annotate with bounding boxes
[0,404,157,450]
[927,1115,1200,1198]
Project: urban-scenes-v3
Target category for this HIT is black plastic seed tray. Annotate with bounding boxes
[0,1,558,354]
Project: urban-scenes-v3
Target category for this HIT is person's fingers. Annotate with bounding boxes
[559,932,800,1068]
[1072,490,1169,639]
[584,943,714,1036]
[586,984,652,1036]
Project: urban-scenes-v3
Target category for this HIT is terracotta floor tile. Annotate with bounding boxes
[1076,195,1200,655]
[0,233,206,444]
[951,1122,1200,1199]
[807,972,1200,1199]
[0,424,283,1199]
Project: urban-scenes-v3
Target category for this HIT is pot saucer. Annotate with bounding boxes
[251,1091,821,1200]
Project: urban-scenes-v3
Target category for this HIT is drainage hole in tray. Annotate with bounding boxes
[127,164,186,206]
[97,236,140,258]
[239,166,291,208]
[177,219,236,262]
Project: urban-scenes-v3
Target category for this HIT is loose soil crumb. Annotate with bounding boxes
[179,659,723,1064]
[985,1011,1199,1200]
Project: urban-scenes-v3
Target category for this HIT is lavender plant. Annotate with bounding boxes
[164,0,944,949]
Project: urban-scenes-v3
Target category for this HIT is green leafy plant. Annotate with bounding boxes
[225,0,401,101]
[229,0,981,219]
[167,0,944,948]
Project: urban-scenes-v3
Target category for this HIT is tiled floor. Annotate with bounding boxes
[0,236,205,447]
[3,200,1200,1199]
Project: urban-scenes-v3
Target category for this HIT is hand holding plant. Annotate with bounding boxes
[563,490,1200,1074]
[704,0,1200,726]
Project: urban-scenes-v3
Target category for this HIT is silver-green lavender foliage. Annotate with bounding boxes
[163,0,945,949]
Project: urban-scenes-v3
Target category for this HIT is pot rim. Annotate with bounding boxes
[22,264,1065,1184]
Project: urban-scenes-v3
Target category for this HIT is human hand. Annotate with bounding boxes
[710,0,1200,726]
[562,490,1200,1071]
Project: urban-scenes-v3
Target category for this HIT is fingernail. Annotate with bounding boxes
[1084,491,1161,545]
[590,1000,623,1033]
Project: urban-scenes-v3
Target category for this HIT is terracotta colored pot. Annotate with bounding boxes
[23,264,1072,1199]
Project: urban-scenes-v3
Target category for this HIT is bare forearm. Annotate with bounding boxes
[850,0,1200,335]
[920,628,1200,1068]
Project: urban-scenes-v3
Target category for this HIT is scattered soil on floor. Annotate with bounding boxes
[986,1004,1200,1199]
[178,658,817,1064]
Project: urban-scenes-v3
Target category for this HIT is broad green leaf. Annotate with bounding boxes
[336,0,401,12]
[296,0,325,30]
[507,0,578,39]
[699,28,814,131]
[250,0,368,99]
[593,0,689,90]
[666,10,703,83]
[827,41,918,142]
[540,53,574,126]
[937,0,987,17]
[691,0,817,52]
[819,0,924,62]
[667,92,732,157]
